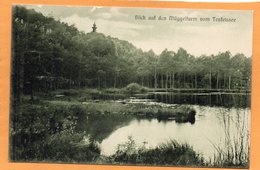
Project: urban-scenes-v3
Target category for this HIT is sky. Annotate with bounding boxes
[22,5,253,57]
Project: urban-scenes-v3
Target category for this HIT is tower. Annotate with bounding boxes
[92,22,97,32]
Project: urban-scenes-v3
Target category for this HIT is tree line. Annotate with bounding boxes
[11,6,251,102]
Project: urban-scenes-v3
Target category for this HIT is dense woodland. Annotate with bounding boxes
[10,6,250,167]
[12,6,251,102]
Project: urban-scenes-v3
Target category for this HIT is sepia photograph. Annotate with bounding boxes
[9,5,252,168]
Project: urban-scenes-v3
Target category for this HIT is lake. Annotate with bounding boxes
[83,92,251,160]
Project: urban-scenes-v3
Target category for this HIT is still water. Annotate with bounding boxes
[100,106,250,160]
[85,93,251,160]
[144,92,251,108]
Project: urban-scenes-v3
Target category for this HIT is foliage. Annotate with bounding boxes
[125,83,147,94]
[10,103,100,162]
[11,6,251,102]
[110,137,205,166]
[209,109,250,168]
[46,100,195,123]
[129,104,196,123]
[60,89,80,96]
[10,98,248,167]
[10,6,250,167]
[44,131,100,162]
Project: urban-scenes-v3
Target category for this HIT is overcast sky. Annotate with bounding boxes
[22,5,253,57]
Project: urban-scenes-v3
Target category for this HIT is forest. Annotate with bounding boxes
[10,6,251,168]
[12,6,251,103]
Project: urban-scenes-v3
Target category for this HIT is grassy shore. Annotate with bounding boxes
[108,137,205,166]
[32,86,195,123]
[46,100,195,123]
[10,87,249,167]
[10,100,197,164]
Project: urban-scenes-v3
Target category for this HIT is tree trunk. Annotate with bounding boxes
[30,79,34,101]
[209,70,212,90]
[216,73,219,89]
[98,77,100,89]
[13,54,21,103]
[166,74,168,91]
[154,69,157,89]
[228,74,231,90]
[240,77,243,90]
[195,73,197,89]
[183,73,186,88]
[178,73,180,88]
[114,74,117,88]
[69,73,72,89]
[223,74,226,89]
[172,72,175,89]
[169,73,172,89]
[161,74,164,89]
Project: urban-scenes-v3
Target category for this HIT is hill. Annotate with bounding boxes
[12,6,251,102]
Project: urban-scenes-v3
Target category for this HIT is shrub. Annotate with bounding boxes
[208,108,250,168]
[43,131,101,162]
[110,138,205,166]
[103,88,122,94]
[62,89,80,96]
[125,83,147,94]
[10,103,92,161]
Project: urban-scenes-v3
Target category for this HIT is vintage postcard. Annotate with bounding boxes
[9,4,253,169]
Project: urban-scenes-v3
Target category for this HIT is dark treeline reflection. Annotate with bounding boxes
[76,114,134,142]
[146,93,251,108]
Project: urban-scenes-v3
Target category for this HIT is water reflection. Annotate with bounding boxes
[91,91,251,108]
[146,93,251,108]
[76,114,134,142]
[100,106,250,160]
[81,92,251,161]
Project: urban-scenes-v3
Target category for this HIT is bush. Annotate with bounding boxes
[62,89,80,96]
[44,131,101,162]
[208,108,250,168]
[10,103,93,161]
[129,104,196,123]
[110,138,205,166]
[125,83,147,94]
[103,88,122,94]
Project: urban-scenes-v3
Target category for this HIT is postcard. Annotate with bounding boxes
[8,4,253,169]
[1,1,260,170]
